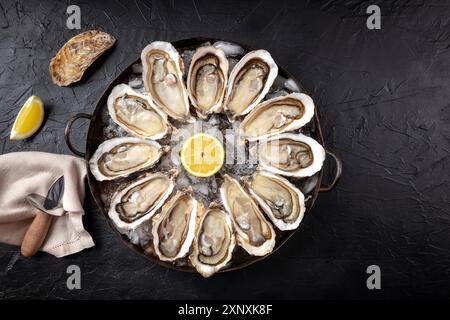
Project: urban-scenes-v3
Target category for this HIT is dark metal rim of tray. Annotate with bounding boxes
[64,37,342,274]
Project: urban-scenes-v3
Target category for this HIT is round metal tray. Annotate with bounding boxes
[65,37,342,274]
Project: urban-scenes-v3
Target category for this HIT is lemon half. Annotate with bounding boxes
[180,133,224,177]
[10,95,44,140]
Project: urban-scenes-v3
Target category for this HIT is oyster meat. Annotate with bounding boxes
[152,188,198,262]
[258,133,325,177]
[245,171,305,230]
[240,93,315,141]
[107,84,170,140]
[187,46,229,119]
[189,206,236,277]
[223,50,278,121]
[220,174,275,256]
[141,41,193,122]
[89,137,169,181]
[108,170,177,232]
[49,30,116,86]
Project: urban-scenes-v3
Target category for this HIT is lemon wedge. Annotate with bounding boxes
[10,95,44,140]
[181,133,224,177]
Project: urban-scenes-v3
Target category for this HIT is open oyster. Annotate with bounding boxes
[152,188,198,262]
[89,137,169,181]
[244,171,305,230]
[189,205,236,277]
[223,50,278,121]
[240,93,315,141]
[107,84,170,139]
[141,41,193,122]
[187,46,229,119]
[258,133,325,177]
[49,30,116,86]
[220,175,275,256]
[108,170,177,232]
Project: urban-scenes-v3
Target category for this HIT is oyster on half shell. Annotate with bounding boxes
[240,93,315,141]
[108,170,177,232]
[223,50,278,121]
[258,133,325,177]
[89,137,169,181]
[152,188,198,262]
[107,84,170,140]
[187,46,229,119]
[244,171,305,231]
[189,205,236,277]
[220,174,275,256]
[141,41,193,122]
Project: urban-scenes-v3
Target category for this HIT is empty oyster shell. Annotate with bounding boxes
[258,133,325,177]
[245,171,305,230]
[107,84,170,140]
[89,137,169,181]
[223,50,278,121]
[108,170,177,232]
[141,41,193,122]
[187,46,229,119]
[152,188,198,262]
[220,174,275,256]
[240,93,315,141]
[189,205,236,277]
[49,30,116,86]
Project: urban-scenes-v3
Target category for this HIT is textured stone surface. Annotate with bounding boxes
[0,0,449,299]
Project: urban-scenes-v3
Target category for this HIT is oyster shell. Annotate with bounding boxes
[223,50,278,121]
[49,30,116,86]
[220,174,275,256]
[258,133,325,177]
[240,93,315,141]
[189,205,236,277]
[107,84,170,140]
[108,170,177,232]
[141,41,193,122]
[152,188,198,262]
[89,137,169,181]
[187,46,229,119]
[245,171,305,230]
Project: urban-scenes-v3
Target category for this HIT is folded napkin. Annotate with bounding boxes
[0,152,94,257]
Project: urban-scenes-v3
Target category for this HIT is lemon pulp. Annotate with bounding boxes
[180,133,224,177]
[10,95,44,140]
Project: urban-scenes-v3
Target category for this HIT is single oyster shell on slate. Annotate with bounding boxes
[220,174,275,256]
[107,84,170,140]
[108,170,177,232]
[223,49,278,121]
[189,205,236,277]
[187,46,229,119]
[89,137,169,181]
[244,170,305,231]
[258,133,325,177]
[152,188,198,262]
[49,30,116,86]
[240,93,315,141]
[141,41,193,122]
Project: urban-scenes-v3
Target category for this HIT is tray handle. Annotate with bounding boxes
[64,113,92,158]
[319,149,342,193]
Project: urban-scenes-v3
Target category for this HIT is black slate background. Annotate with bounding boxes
[0,0,449,299]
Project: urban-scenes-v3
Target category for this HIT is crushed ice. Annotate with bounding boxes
[213,41,245,56]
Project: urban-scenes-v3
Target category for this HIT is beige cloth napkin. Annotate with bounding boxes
[0,152,94,257]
